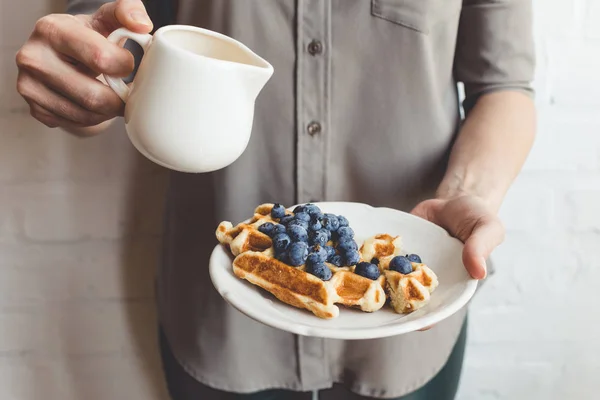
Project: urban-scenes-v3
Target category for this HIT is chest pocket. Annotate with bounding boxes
[371,0,461,34]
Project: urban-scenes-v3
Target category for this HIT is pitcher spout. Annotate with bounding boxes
[234,48,274,100]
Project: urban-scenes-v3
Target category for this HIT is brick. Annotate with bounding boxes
[1,0,61,48]
[473,232,574,310]
[0,363,69,400]
[546,40,600,108]
[553,364,600,399]
[567,232,600,270]
[0,302,157,355]
[585,0,600,39]
[532,0,580,39]
[469,229,600,345]
[18,182,129,241]
[2,179,165,241]
[522,115,600,171]
[0,355,169,400]
[457,364,559,400]
[0,239,159,305]
[498,175,556,231]
[560,190,600,231]
[0,47,26,113]
[0,115,167,183]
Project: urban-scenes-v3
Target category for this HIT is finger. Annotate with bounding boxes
[462,216,505,279]
[16,43,125,116]
[418,325,434,332]
[27,102,60,128]
[410,199,444,223]
[28,102,104,137]
[17,70,113,127]
[90,0,153,35]
[32,14,134,76]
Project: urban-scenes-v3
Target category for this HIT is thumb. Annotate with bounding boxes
[90,0,153,35]
[462,216,505,280]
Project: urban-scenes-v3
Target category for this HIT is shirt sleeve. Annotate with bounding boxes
[454,0,536,113]
[67,0,111,15]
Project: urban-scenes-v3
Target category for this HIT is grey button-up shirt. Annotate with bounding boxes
[68,0,534,397]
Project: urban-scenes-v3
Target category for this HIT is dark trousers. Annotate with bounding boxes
[159,319,467,400]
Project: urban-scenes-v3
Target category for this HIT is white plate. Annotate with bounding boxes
[209,202,477,340]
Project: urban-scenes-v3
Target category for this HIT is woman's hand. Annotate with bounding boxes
[15,0,152,133]
[411,194,505,280]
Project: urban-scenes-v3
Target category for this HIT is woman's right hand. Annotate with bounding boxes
[15,0,153,134]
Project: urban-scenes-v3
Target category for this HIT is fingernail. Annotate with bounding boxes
[480,257,488,279]
[130,11,152,26]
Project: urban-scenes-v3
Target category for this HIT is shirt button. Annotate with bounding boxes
[307,121,322,136]
[307,40,323,55]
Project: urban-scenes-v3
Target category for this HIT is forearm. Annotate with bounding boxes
[437,90,536,212]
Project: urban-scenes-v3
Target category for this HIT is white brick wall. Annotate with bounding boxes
[457,1,600,399]
[1,1,598,400]
[0,1,170,399]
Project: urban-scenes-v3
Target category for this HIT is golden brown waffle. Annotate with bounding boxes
[216,204,386,319]
[232,251,385,319]
[384,265,439,313]
[360,234,439,313]
[216,204,285,256]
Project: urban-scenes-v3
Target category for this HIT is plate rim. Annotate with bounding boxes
[209,202,479,339]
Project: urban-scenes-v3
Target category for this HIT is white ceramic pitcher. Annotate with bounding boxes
[103,25,274,173]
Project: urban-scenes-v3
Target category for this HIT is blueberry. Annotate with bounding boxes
[258,222,275,236]
[272,233,291,252]
[370,257,380,265]
[337,215,349,227]
[307,262,332,281]
[288,218,309,230]
[322,214,340,232]
[288,242,309,266]
[309,218,322,232]
[407,254,422,263]
[275,250,288,263]
[344,250,360,266]
[309,245,328,262]
[337,237,358,253]
[309,229,329,247]
[294,212,311,222]
[272,224,287,235]
[336,226,354,239]
[354,262,381,280]
[389,256,413,274]
[311,211,324,221]
[287,224,308,243]
[304,204,322,216]
[279,215,294,226]
[293,205,307,214]
[271,203,286,219]
[329,254,344,267]
[306,252,321,268]
[322,245,336,261]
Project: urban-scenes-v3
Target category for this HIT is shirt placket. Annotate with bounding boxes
[295,0,331,390]
[296,0,331,205]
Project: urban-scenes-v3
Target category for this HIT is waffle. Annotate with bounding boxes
[216,204,386,319]
[360,234,439,313]
[216,204,283,256]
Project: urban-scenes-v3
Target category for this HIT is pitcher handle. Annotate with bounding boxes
[103,28,153,102]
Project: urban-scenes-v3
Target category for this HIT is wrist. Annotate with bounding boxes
[436,168,505,213]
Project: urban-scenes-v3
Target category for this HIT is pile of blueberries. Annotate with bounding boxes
[258,203,360,281]
[258,203,424,283]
